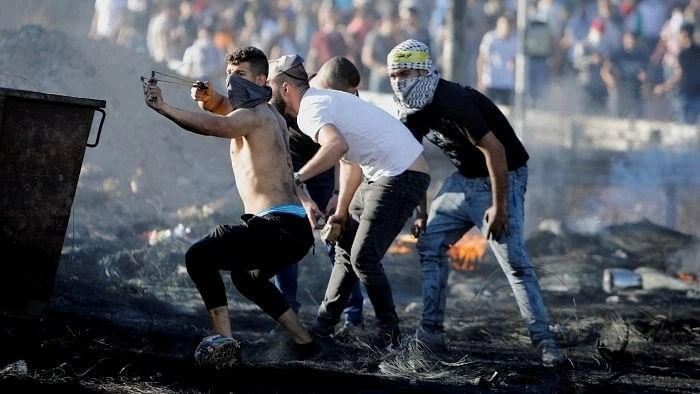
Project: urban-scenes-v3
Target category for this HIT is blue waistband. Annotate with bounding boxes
[255,204,306,218]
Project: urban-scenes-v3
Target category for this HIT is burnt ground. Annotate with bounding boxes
[1,257,698,393]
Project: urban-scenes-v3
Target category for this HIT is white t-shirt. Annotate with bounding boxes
[297,87,423,182]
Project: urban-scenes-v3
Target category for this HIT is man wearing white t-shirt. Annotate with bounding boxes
[267,54,430,348]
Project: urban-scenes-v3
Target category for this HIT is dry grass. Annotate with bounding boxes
[376,337,480,381]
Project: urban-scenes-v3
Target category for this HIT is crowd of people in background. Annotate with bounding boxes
[91,0,700,124]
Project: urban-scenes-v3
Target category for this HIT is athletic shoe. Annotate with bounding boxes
[194,335,241,369]
[292,340,322,360]
[415,326,448,351]
[538,339,565,367]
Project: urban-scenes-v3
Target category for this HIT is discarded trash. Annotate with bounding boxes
[603,267,698,293]
[603,268,642,293]
[147,223,191,246]
[0,360,28,376]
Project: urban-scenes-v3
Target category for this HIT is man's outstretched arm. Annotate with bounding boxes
[191,84,234,115]
[145,82,256,139]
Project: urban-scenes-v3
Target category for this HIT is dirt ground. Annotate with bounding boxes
[1,245,698,393]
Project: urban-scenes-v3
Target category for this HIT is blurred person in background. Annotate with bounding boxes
[387,39,564,367]
[477,15,517,105]
[116,0,150,52]
[561,0,596,71]
[483,0,517,29]
[530,0,569,78]
[593,0,623,56]
[238,2,278,52]
[147,0,179,63]
[346,0,376,88]
[170,0,200,59]
[602,31,648,119]
[654,24,700,124]
[293,0,320,57]
[90,0,127,42]
[628,0,669,55]
[361,10,401,93]
[180,26,224,81]
[125,0,150,35]
[571,18,610,114]
[399,1,431,47]
[651,6,687,83]
[267,11,300,60]
[306,3,352,73]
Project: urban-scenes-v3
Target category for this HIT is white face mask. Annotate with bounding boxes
[391,69,440,114]
[391,75,421,99]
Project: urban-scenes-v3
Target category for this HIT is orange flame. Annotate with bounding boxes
[447,232,488,271]
[678,272,698,284]
[388,234,418,255]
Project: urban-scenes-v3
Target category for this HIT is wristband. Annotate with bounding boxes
[293,172,304,187]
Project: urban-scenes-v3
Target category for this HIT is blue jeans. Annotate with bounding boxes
[274,170,364,324]
[416,167,553,346]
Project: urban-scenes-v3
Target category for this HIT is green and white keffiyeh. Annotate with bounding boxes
[387,39,440,116]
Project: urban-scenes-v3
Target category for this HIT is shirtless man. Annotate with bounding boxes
[143,46,318,365]
[189,54,367,332]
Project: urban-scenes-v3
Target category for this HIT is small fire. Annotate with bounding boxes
[388,234,418,255]
[447,232,488,271]
[678,272,698,284]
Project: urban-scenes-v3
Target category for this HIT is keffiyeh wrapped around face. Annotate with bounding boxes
[387,39,440,116]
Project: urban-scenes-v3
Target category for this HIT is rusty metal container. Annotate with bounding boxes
[0,88,105,318]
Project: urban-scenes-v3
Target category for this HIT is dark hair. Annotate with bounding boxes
[226,46,269,77]
[318,56,361,90]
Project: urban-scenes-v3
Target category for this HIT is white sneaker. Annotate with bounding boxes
[538,339,564,367]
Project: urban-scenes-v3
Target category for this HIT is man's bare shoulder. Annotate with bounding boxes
[227,103,278,122]
[229,103,287,141]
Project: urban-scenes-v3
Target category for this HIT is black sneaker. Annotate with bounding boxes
[309,322,335,339]
[372,327,402,351]
[292,340,322,360]
[538,339,565,367]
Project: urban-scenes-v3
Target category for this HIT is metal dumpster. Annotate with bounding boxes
[0,88,106,318]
